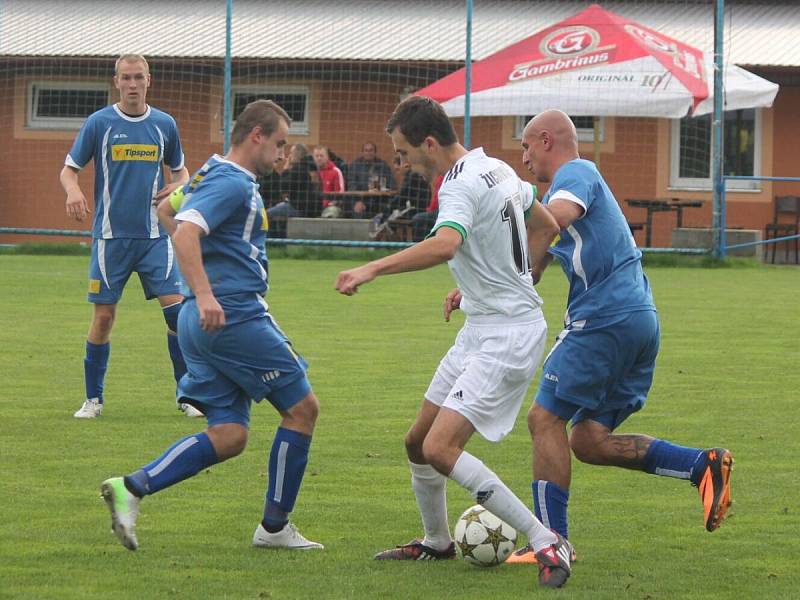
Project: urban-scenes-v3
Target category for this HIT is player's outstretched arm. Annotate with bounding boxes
[335,226,462,296]
[173,222,225,332]
[60,166,90,222]
[526,199,560,284]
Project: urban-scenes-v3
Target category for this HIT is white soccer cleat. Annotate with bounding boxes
[74,398,103,419]
[179,402,204,418]
[252,523,324,550]
[100,477,140,551]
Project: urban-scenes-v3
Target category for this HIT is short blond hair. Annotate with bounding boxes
[115,54,149,75]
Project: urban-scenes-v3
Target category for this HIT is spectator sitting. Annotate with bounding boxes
[313,146,345,217]
[370,156,432,240]
[347,141,396,192]
[258,151,287,208]
[268,144,318,233]
[262,145,291,239]
[390,153,430,215]
[411,174,443,242]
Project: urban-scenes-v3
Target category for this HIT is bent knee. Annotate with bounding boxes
[294,392,319,426]
[297,392,319,423]
[404,428,427,462]
[420,437,449,470]
[280,391,319,436]
[209,425,249,460]
[228,433,248,457]
[569,427,605,464]
[529,403,563,436]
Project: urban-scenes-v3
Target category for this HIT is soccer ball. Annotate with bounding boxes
[453,505,517,567]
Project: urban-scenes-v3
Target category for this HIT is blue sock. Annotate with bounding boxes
[532,480,569,539]
[84,341,110,402]
[125,432,218,496]
[162,304,187,385]
[263,427,311,532]
[643,439,704,481]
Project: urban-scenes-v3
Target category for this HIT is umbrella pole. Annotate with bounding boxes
[593,117,601,167]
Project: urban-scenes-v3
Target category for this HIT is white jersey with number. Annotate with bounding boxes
[431,147,541,320]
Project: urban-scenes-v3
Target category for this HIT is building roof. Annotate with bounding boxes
[1,1,797,67]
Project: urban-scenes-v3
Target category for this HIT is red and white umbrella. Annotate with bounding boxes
[416,3,778,119]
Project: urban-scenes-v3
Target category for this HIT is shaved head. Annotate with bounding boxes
[521,109,580,183]
[525,110,578,151]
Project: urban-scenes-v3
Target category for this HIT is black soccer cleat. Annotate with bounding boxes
[534,532,572,588]
[373,538,456,561]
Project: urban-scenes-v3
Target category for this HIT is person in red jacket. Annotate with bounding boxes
[313,146,345,216]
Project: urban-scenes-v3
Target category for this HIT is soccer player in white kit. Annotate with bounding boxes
[335,96,572,588]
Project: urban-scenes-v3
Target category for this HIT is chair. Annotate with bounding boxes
[764,196,800,264]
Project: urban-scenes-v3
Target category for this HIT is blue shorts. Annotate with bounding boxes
[176,298,312,427]
[88,237,182,304]
[535,310,660,430]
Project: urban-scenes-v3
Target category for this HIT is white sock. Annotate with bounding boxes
[449,451,557,552]
[409,461,452,551]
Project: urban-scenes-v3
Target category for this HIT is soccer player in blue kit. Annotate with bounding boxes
[60,54,195,419]
[99,100,322,552]
[506,110,733,566]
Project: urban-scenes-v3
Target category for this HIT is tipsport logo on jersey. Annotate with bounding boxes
[111,144,159,162]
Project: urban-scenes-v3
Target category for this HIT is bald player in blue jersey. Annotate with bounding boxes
[59,54,194,419]
[99,100,322,552]
[506,110,733,566]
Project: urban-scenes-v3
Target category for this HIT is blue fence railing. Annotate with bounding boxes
[719,175,800,258]
[0,227,714,254]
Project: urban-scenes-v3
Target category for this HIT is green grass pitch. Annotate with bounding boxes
[0,255,797,599]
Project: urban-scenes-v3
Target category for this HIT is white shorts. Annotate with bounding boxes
[425,313,547,442]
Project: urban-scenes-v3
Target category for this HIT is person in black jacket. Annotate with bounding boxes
[392,154,430,214]
[266,144,319,237]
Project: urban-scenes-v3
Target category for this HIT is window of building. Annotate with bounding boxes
[670,108,760,190]
[27,82,109,129]
[232,85,309,135]
[513,115,604,142]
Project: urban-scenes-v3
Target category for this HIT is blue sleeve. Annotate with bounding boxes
[66,114,98,168]
[163,116,185,171]
[178,172,245,233]
[548,163,594,211]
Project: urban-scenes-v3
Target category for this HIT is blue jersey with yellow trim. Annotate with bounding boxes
[543,159,654,323]
[175,156,269,303]
[66,104,184,239]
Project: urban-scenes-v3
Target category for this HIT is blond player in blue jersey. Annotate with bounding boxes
[59,54,195,418]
